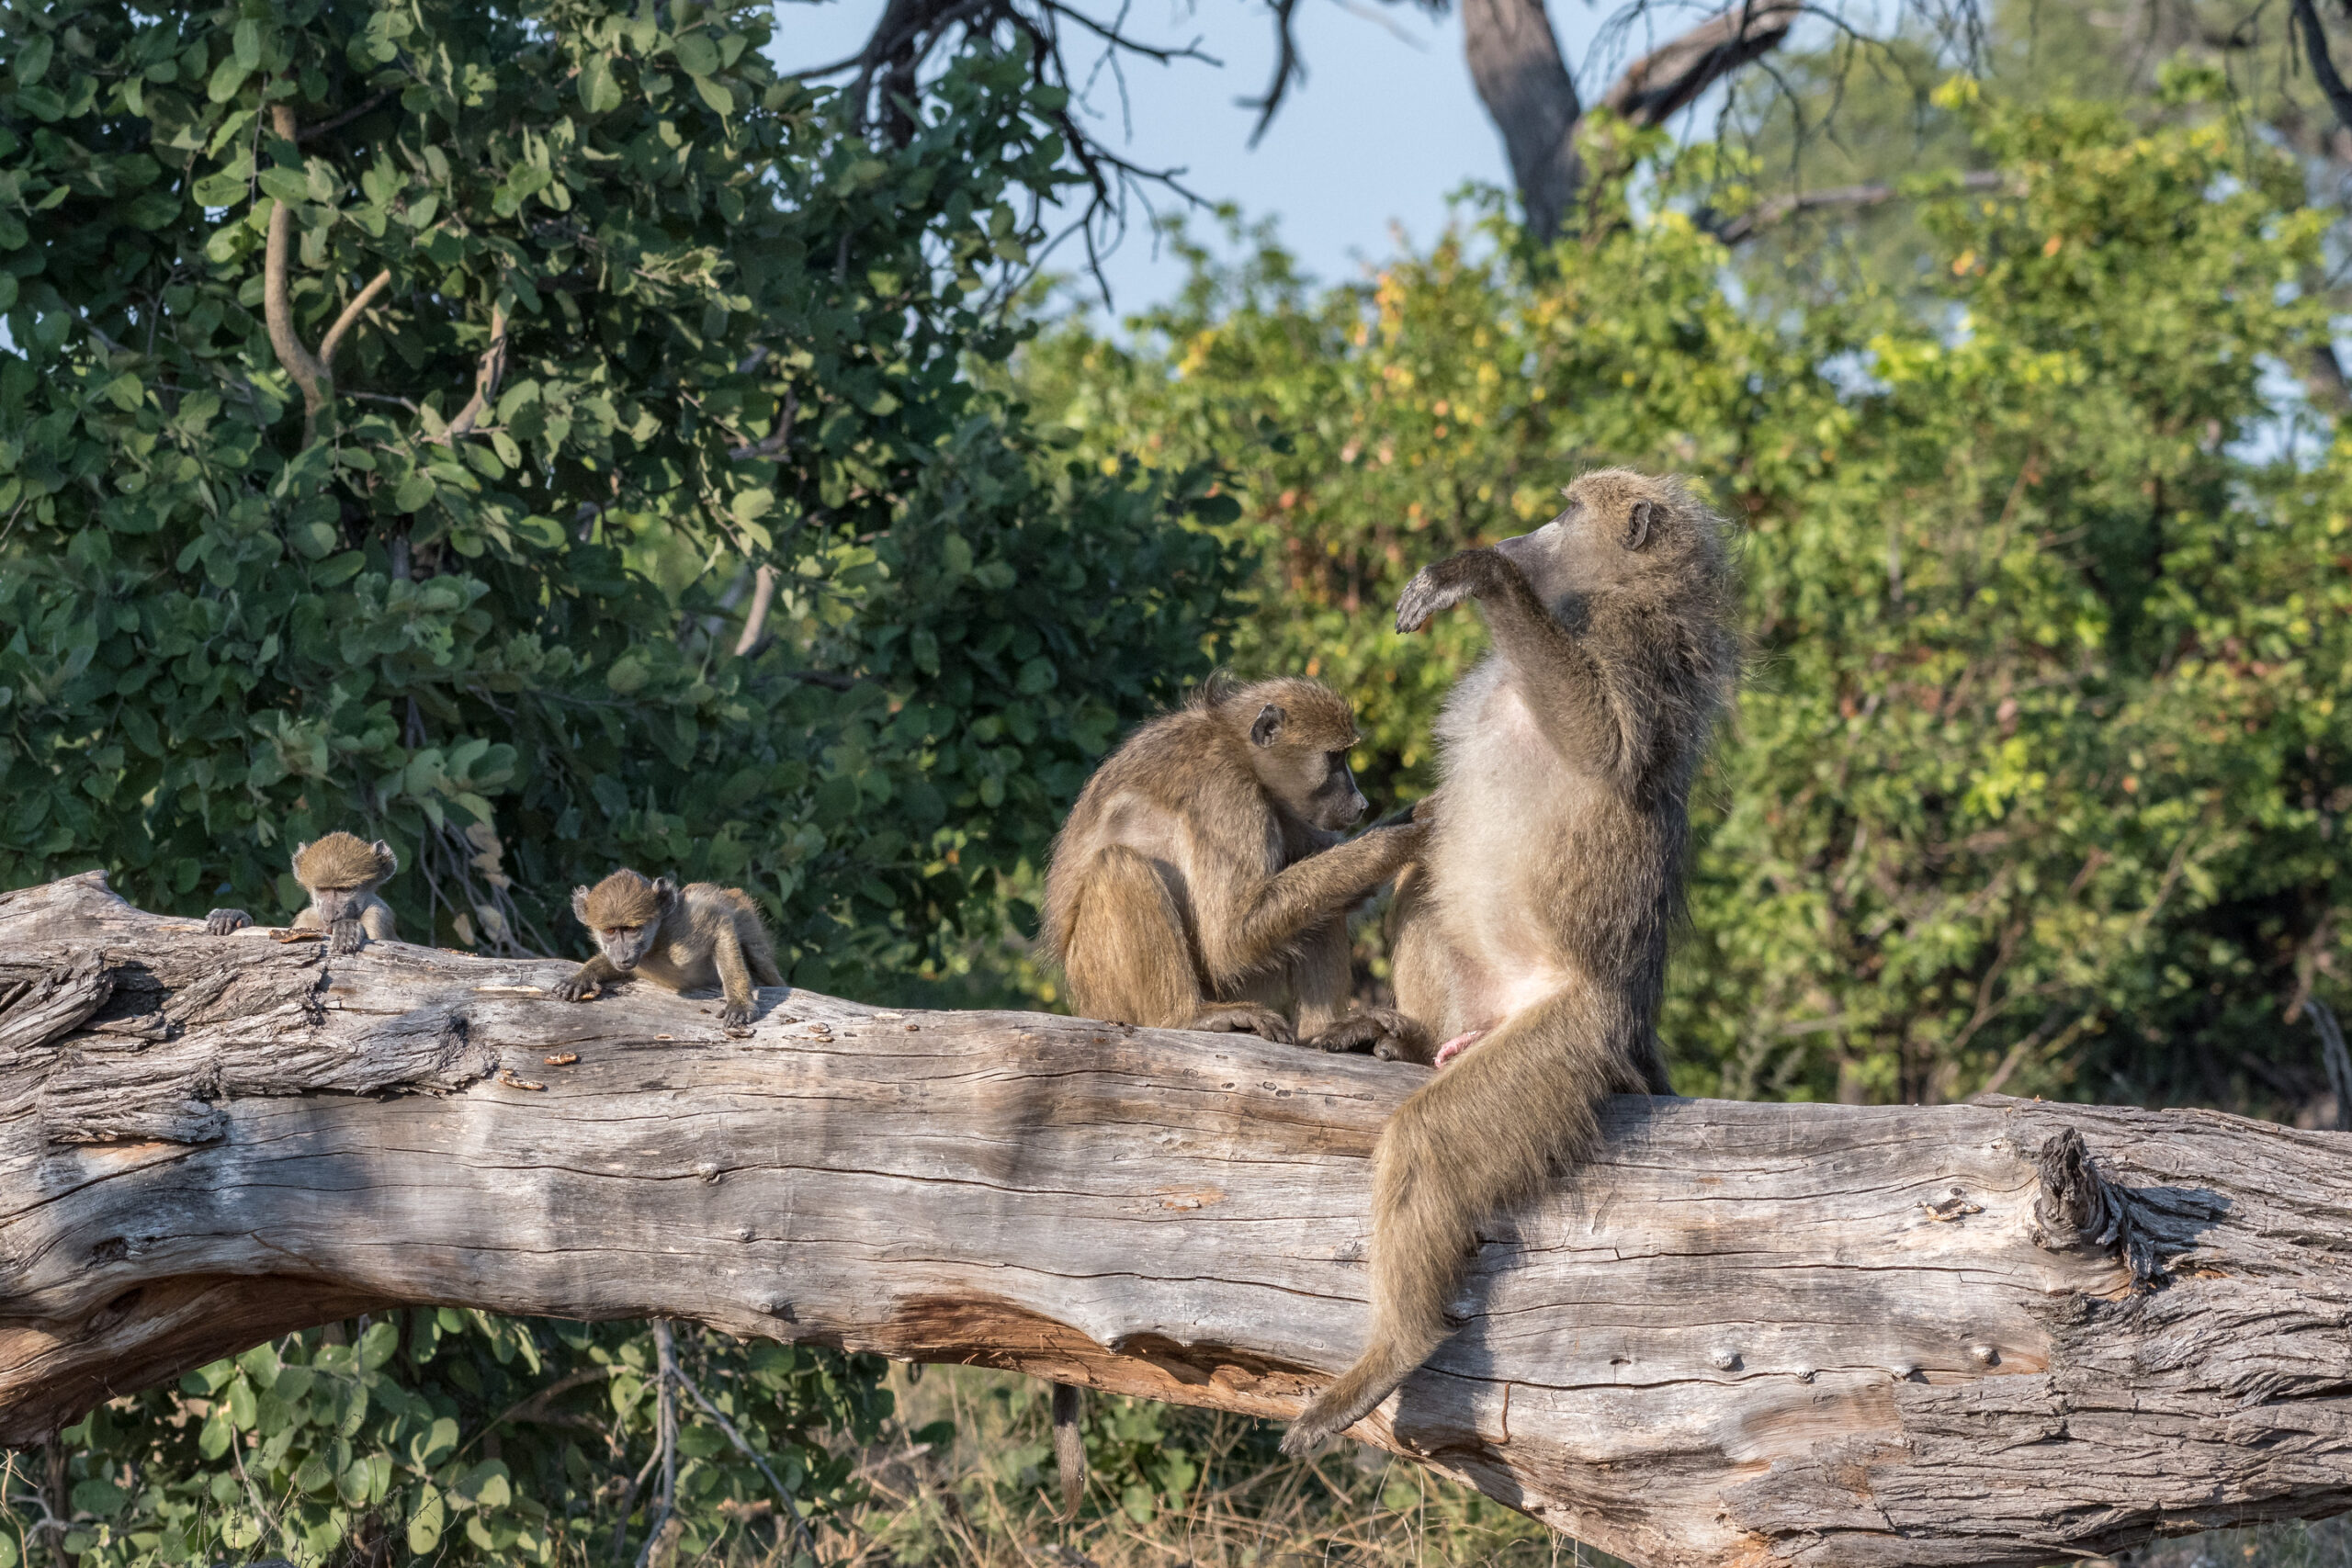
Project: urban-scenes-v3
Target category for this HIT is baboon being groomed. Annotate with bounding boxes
[1283,469,1739,1454]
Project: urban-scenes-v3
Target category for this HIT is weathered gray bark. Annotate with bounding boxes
[2,871,2348,1568]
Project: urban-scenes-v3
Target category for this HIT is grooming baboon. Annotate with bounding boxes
[1042,674,1430,1055]
[205,831,400,955]
[555,870,783,1031]
[1041,675,1430,1506]
[1282,469,1738,1454]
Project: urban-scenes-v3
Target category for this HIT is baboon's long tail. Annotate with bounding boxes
[1051,1382,1085,1513]
[1280,987,1630,1454]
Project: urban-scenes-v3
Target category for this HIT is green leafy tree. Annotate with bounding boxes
[1021,85,2352,1115]
[0,0,1243,1561]
[0,0,1242,986]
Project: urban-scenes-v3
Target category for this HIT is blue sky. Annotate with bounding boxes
[767,0,1624,311]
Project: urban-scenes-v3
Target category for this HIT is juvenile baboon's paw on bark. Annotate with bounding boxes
[204,908,253,936]
[553,973,601,1004]
[720,999,755,1033]
[328,919,366,955]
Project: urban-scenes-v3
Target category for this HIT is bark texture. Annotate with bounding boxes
[2,872,2348,1568]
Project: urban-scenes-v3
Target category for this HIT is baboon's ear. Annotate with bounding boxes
[292,840,312,863]
[371,840,399,879]
[1250,704,1284,748]
[653,875,680,912]
[571,886,594,925]
[1624,500,1658,551]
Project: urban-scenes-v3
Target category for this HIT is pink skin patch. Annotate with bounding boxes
[1432,1029,1488,1069]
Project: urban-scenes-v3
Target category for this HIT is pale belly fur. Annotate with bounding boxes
[1421,662,1591,1029]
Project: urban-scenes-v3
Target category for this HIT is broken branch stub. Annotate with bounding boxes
[1,872,2347,1568]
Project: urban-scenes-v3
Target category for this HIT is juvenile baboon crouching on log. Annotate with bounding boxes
[1043,675,1430,1055]
[1283,469,1739,1454]
[556,870,783,1032]
[205,831,400,955]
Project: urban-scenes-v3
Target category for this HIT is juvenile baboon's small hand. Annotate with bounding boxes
[205,908,253,936]
[1408,791,1441,829]
[720,998,755,1033]
[1395,548,1501,634]
[328,918,366,955]
[553,970,602,1004]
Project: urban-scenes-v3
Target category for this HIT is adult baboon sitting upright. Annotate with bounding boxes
[1284,469,1739,1454]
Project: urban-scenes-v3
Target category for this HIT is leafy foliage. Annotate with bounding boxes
[0,0,1243,985]
[1021,88,2352,1113]
[0,0,1244,1562]
[29,1313,888,1566]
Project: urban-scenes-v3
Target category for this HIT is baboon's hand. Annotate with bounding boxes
[1187,1004,1295,1046]
[1306,1009,1431,1064]
[205,908,253,936]
[1408,791,1441,829]
[1395,547,1503,633]
[720,998,755,1033]
[328,918,366,955]
[553,969,602,1004]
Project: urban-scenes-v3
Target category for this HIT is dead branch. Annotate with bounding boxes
[1,871,2347,1568]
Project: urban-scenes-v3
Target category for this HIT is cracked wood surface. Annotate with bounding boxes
[1,871,2347,1567]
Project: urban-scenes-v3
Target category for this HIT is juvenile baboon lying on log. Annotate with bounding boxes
[205,829,400,955]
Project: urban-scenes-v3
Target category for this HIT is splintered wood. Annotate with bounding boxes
[0,871,2346,1568]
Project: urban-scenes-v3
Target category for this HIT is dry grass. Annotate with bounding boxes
[809,1366,1587,1568]
[790,1366,2345,1568]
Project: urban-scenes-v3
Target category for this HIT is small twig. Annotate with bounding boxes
[2306,998,2351,1133]
[297,86,397,141]
[228,1428,283,1543]
[460,1364,620,1456]
[733,566,780,656]
[728,390,798,460]
[432,303,510,445]
[263,100,392,439]
[674,1365,822,1563]
[1715,169,2007,243]
[317,269,395,376]
[633,1321,681,1568]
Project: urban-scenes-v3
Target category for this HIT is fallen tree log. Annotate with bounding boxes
[1,870,2346,1567]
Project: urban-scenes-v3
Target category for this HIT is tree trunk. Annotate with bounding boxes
[3,871,2348,1568]
[1463,0,1586,245]
[1464,0,1804,241]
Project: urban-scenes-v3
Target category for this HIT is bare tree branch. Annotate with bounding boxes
[263,101,392,441]
[4,872,2350,1568]
[733,566,779,657]
[1598,0,1804,127]
[429,303,510,446]
[2292,0,2352,134]
[1713,167,2005,242]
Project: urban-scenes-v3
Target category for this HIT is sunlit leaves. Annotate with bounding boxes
[1023,97,2351,1114]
